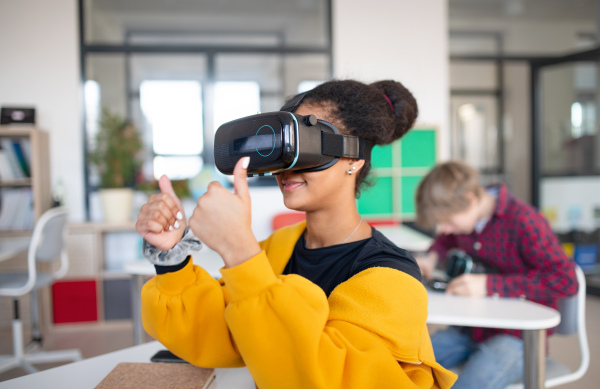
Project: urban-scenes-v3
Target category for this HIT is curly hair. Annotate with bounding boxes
[288,79,418,197]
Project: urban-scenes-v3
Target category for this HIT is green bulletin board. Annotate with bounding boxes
[357,127,437,221]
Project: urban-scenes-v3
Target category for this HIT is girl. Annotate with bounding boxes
[136,79,456,388]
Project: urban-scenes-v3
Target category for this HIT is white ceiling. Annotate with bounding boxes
[449,0,596,21]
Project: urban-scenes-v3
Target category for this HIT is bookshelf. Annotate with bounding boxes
[0,126,51,234]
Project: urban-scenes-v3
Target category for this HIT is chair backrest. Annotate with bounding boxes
[29,206,70,281]
[34,207,69,262]
[271,212,306,231]
[506,264,590,389]
[0,207,69,297]
[546,264,589,388]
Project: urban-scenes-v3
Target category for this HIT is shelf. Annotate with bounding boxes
[0,178,32,187]
[0,125,39,136]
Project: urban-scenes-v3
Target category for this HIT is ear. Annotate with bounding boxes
[465,191,479,206]
[348,159,366,172]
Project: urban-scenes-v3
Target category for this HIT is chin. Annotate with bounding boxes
[282,195,304,212]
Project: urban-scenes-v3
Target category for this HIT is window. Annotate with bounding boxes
[80,0,332,218]
[140,80,203,180]
[214,81,260,130]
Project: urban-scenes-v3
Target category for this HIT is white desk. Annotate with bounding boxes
[0,341,255,389]
[377,225,432,252]
[426,291,560,389]
[0,236,30,262]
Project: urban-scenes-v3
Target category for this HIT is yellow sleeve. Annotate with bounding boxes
[141,259,244,368]
[220,251,457,389]
[138,222,297,369]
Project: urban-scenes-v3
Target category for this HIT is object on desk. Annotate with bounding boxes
[0,138,27,179]
[426,249,499,292]
[0,107,36,125]
[426,279,448,292]
[95,362,215,389]
[151,349,189,364]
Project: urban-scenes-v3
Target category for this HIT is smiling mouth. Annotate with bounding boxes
[282,181,305,191]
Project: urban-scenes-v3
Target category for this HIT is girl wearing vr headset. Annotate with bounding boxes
[136,80,456,388]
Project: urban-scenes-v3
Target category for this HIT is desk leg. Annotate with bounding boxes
[130,274,144,345]
[522,329,545,389]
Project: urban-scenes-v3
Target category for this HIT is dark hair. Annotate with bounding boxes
[292,79,418,197]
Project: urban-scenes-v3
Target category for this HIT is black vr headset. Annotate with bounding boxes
[214,93,373,177]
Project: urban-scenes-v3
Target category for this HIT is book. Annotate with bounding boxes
[11,140,30,176]
[95,362,215,389]
[0,189,20,229]
[18,138,32,170]
[0,138,25,178]
[0,188,33,230]
[0,150,15,180]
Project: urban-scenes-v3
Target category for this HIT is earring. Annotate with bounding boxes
[347,166,356,175]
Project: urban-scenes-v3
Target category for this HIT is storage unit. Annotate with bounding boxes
[0,126,51,330]
[0,126,51,233]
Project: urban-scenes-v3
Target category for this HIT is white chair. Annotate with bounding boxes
[0,206,82,374]
[507,265,589,388]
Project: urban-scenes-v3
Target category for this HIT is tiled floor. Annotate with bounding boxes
[0,296,599,387]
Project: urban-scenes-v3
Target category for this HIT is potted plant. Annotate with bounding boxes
[88,109,143,222]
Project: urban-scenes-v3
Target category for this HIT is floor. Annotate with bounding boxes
[0,296,598,387]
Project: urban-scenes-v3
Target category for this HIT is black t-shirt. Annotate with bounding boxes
[282,227,421,297]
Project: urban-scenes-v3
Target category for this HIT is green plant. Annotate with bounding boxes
[137,179,191,199]
[88,109,143,188]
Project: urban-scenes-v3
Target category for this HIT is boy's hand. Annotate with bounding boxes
[135,175,186,251]
[415,252,438,280]
[446,273,487,297]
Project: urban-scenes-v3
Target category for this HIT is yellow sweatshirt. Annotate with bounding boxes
[141,222,457,388]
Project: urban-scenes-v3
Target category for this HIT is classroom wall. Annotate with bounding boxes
[0,0,84,221]
[449,17,595,55]
[333,0,450,159]
[0,0,449,228]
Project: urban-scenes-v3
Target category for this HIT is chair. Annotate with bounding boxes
[506,264,589,388]
[271,211,306,231]
[0,206,82,374]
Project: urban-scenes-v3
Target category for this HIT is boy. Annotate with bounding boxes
[415,160,577,389]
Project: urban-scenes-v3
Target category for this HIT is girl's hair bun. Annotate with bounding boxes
[370,80,418,143]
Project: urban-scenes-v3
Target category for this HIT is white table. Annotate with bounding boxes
[377,225,432,252]
[0,236,30,262]
[0,341,255,389]
[426,291,560,389]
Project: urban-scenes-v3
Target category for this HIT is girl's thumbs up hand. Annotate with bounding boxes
[135,175,187,251]
[189,157,261,268]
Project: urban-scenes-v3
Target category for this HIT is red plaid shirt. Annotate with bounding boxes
[429,184,578,343]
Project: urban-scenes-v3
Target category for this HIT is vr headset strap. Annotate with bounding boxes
[321,132,372,160]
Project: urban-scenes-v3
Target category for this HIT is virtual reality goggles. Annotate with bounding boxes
[214,93,372,177]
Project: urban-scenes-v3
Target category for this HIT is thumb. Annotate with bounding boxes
[158,174,184,209]
[233,157,250,201]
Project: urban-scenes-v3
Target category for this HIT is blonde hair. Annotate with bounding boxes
[415,160,483,229]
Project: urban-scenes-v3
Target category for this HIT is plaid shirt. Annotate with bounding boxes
[429,184,578,343]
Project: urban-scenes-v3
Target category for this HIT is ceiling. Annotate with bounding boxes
[449,0,596,21]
